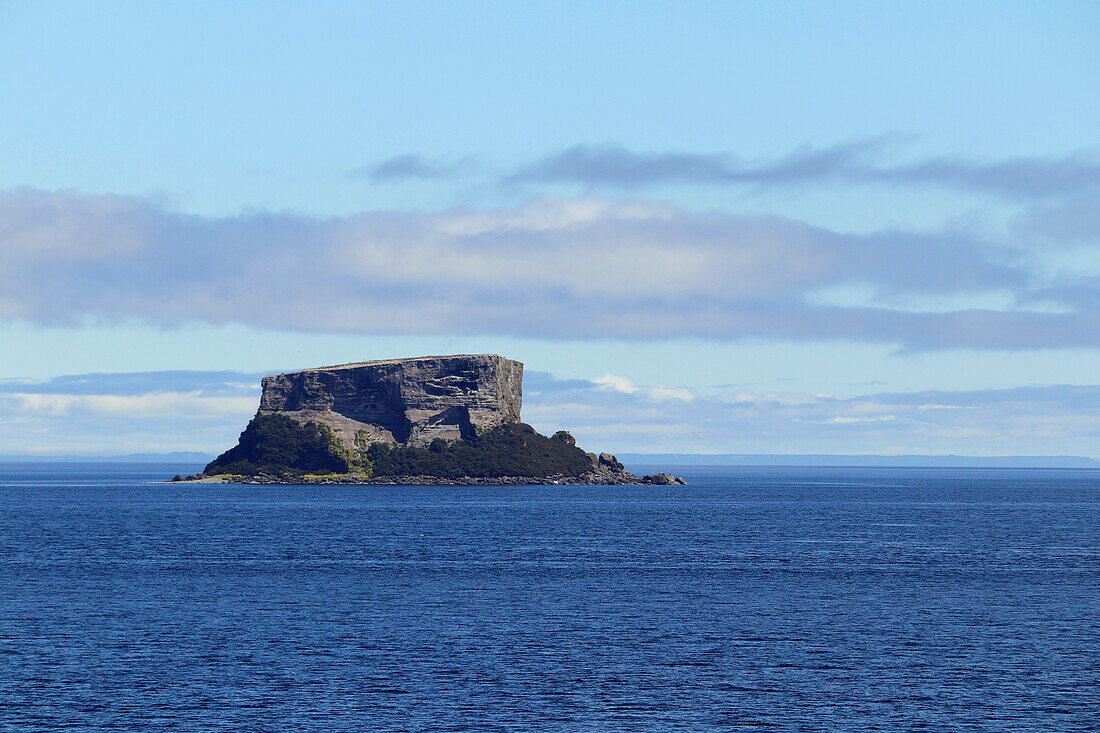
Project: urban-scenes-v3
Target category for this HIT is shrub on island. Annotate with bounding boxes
[366,422,592,479]
[204,415,592,479]
[204,414,350,477]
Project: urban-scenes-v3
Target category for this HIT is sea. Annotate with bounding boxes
[1,463,1097,731]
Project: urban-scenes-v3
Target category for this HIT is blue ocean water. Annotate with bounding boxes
[1,464,1098,731]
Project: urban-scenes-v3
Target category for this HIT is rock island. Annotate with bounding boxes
[182,355,685,485]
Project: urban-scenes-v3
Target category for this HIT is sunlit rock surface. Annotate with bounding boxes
[257,354,523,448]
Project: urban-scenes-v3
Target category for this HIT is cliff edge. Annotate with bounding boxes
[258,354,523,448]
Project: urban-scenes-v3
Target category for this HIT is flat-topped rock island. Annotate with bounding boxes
[176,355,685,486]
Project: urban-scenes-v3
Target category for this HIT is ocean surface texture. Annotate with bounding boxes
[1,464,1097,731]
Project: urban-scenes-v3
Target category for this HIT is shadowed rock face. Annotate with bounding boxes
[257,354,523,448]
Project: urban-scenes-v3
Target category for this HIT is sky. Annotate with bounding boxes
[2,1,1100,457]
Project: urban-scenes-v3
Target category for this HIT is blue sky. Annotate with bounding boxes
[2,1,1099,456]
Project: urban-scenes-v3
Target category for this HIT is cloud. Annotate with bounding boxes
[508,142,1100,200]
[0,371,261,421]
[1011,192,1100,246]
[646,385,695,402]
[1,392,257,418]
[2,187,1098,349]
[593,373,694,402]
[0,370,264,397]
[508,140,882,187]
[350,154,470,182]
[0,370,263,455]
[508,145,739,186]
[3,368,1100,457]
[523,373,1100,456]
[593,373,639,394]
[879,154,1100,200]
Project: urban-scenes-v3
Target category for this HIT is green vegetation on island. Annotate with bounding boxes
[203,414,593,479]
[203,414,349,476]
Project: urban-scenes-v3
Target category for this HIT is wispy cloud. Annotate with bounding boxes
[350,154,471,182]
[5,369,1100,457]
[0,370,264,397]
[1,392,257,418]
[507,140,881,187]
[593,373,695,402]
[524,372,1100,456]
[0,370,261,455]
[1011,192,1100,245]
[0,371,261,420]
[1,187,1097,349]
[507,142,1100,200]
[878,153,1100,200]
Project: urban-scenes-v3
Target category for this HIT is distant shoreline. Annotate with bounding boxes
[3,453,1099,469]
[619,454,1100,468]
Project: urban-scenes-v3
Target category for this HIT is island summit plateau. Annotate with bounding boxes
[176,354,685,485]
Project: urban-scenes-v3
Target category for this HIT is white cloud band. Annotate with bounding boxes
[1,188,1095,349]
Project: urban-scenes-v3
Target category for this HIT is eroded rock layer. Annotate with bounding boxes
[257,354,523,448]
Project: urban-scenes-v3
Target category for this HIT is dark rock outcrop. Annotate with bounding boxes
[599,452,625,472]
[641,472,687,486]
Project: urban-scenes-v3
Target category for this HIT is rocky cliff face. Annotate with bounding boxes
[257,354,523,448]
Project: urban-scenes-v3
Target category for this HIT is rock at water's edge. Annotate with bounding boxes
[641,472,688,485]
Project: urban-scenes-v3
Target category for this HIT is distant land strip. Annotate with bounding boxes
[619,454,1100,468]
[2,453,1099,468]
[0,452,215,463]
